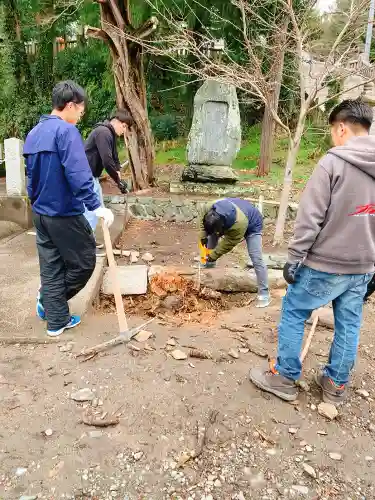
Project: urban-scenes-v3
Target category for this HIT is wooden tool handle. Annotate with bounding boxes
[300,315,319,362]
[101,220,129,334]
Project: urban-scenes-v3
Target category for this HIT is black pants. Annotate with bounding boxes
[364,274,375,302]
[33,213,96,330]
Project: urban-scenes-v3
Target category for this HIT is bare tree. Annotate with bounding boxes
[118,0,374,244]
[87,1,158,190]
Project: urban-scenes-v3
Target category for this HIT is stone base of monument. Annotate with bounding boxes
[170,181,257,197]
[181,164,238,184]
[0,195,32,229]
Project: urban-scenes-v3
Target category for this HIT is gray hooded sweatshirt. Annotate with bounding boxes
[288,135,375,274]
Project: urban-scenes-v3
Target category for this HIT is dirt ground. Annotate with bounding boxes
[116,219,291,269]
[1,292,375,500]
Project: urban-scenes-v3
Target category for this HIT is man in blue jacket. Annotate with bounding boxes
[24,80,114,337]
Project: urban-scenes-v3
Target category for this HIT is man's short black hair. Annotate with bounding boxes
[329,99,373,131]
[110,108,134,127]
[203,209,225,236]
[52,80,87,111]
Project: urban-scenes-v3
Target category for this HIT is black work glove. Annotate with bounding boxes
[201,237,208,247]
[283,262,300,285]
[118,180,128,194]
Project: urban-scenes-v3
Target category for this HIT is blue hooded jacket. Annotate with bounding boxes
[214,198,263,234]
[24,115,101,217]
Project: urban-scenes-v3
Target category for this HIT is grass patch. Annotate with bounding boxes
[119,123,331,189]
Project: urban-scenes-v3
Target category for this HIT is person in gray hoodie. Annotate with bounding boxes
[249,99,375,405]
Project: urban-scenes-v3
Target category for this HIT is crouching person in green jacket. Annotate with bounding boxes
[199,198,270,308]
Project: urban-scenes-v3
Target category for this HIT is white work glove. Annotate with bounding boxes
[94,207,114,227]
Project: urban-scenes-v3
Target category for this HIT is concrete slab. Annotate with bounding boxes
[102,265,148,295]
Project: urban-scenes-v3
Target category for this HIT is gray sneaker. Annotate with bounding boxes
[315,370,346,406]
[249,360,298,401]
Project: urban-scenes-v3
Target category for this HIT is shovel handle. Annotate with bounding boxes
[102,221,129,333]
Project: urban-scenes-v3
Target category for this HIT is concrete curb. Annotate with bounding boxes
[69,216,124,318]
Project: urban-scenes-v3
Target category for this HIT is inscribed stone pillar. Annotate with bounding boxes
[5,138,26,196]
[183,80,241,184]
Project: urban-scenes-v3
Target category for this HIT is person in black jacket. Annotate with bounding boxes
[84,109,133,234]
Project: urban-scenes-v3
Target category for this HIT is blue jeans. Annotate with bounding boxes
[207,232,269,297]
[83,177,103,231]
[276,265,372,385]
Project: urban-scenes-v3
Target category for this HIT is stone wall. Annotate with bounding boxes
[104,194,298,223]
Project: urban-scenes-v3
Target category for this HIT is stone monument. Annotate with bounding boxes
[4,138,26,196]
[182,80,241,184]
[0,137,32,229]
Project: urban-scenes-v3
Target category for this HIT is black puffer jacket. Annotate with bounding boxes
[85,121,120,183]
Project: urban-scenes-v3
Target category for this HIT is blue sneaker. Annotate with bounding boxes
[47,315,81,337]
[36,290,46,321]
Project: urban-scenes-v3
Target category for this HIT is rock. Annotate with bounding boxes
[249,471,266,489]
[162,295,183,311]
[329,452,342,461]
[59,342,74,352]
[102,265,148,295]
[182,164,239,184]
[89,431,102,439]
[133,451,144,461]
[295,379,310,392]
[19,496,38,500]
[356,388,370,398]
[15,467,27,476]
[305,445,313,453]
[142,252,154,263]
[134,330,153,342]
[365,456,374,461]
[71,388,95,402]
[214,479,222,487]
[318,402,338,420]
[291,485,309,496]
[113,249,131,257]
[228,348,239,359]
[48,460,64,478]
[166,338,177,346]
[317,430,327,435]
[130,252,139,263]
[184,80,241,184]
[302,463,317,479]
[44,428,53,437]
[171,349,188,360]
[368,422,375,432]
[288,427,298,435]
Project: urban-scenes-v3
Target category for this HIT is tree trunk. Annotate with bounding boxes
[88,2,156,190]
[273,117,305,246]
[257,18,287,177]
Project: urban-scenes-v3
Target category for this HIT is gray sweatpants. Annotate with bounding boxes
[207,232,269,297]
